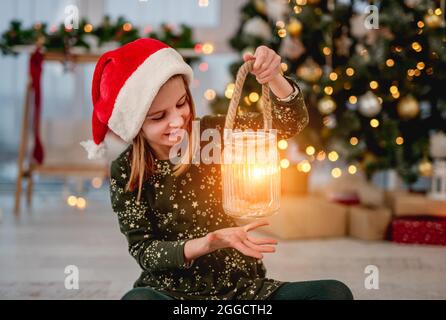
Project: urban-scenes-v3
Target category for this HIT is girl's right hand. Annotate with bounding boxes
[205,220,278,259]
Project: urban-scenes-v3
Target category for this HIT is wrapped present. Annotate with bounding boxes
[385,192,446,217]
[281,166,308,195]
[241,196,348,240]
[348,206,392,241]
[391,216,446,246]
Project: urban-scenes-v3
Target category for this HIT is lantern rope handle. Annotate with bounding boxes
[224,60,272,131]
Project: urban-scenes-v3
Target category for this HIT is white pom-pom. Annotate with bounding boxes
[80,140,107,160]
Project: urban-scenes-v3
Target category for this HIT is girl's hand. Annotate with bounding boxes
[205,220,278,259]
[243,46,282,84]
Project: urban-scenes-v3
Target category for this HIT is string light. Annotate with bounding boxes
[386,58,395,67]
[331,168,342,178]
[298,160,312,173]
[369,81,379,89]
[281,62,288,72]
[280,158,290,169]
[194,43,203,53]
[77,197,86,210]
[370,118,380,128]
[249,92,260,103]
[84,24,93,33]
[346,67,355,76]
[329,72,338,81]
[390,85,399,94]
[316,151,326,161]
[276,21,285,29]
[294,6,303,14]
[417,62,425,70]
[278,29,287,38]
[396,136,404,145]
[198,0,209,7]
[306,146,316,156]
[91,177,103,189]
[411,42,422,52]
[123,22,132,32]
[324,86,333,95]
[349,96,357,104]
[204,89,216,101]
[348,165,357,175]
[323,47,332,56]
[225,83,235,99]
[350,137,359,146]
[328,151,339,162]
[202,42,214,54]
[417,21,425,28]
[278,140,288,150]
[67,196,77,207]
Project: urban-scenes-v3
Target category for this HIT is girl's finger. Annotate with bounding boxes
[243,239,276,253]
[243,220,269,232]
[253,50,267,72]
[256,70,274,83]
[233,242,263,259]
[256,75,275,84]
[256,63,279,79]
[260,52,276,73]
[247,235,278,245]
[243,52,255,62]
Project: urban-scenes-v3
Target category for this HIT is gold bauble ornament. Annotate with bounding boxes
[287,18,303,38]
[254,0,267,15]
[418,158,433,177]
[397,95,420,120]
[424,13,442,29]
[297,58,322,83]
[318,96,337,115]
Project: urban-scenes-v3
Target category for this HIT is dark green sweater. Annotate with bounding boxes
[109,75,308,300]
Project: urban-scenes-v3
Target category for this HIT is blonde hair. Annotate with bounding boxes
[125,75,197,202]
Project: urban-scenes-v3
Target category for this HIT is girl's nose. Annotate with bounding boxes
[169,112,185,128]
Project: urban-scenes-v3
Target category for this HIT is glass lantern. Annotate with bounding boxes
[221,60,281,219]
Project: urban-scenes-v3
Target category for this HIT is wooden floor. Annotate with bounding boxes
[1,192,445,300]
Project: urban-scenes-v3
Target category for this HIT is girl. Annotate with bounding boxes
[81,38,353,300]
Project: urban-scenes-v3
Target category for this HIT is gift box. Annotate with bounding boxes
[386,192,446,217]
[244,196,348,240]
[281,167,308,195]
[348,206,392,241]
[391,216,446,246]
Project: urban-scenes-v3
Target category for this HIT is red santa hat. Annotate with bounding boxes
[80,38,193,160]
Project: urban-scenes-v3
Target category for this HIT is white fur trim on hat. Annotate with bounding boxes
[108,47,193,143]
[80,140,107,160]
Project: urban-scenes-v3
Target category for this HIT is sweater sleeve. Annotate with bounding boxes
[200,74,308,140]
[109,156,194,272]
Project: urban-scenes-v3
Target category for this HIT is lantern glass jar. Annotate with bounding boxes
[222,129,280,219]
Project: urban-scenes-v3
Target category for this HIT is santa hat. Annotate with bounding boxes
[80,38,193,160]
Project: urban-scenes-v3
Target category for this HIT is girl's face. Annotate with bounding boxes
[141,76,192,160]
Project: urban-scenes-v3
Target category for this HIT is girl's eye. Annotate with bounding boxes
[177,99,187,107]
[149,114,164,121]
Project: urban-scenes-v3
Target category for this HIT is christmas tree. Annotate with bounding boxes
[210,0,446,186]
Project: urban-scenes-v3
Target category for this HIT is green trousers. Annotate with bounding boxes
[121,280,353,300]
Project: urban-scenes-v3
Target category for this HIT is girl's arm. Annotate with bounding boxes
[200,72,308,141]
[110,155,194,272]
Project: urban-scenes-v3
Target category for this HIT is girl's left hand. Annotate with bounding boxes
[243,46,282,84]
